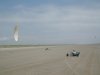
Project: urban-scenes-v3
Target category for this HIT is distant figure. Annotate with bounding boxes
[72,49,77,54]
[45,48,48,50]
[66,53,69,56]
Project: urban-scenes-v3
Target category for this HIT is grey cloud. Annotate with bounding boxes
[0,5,100,44]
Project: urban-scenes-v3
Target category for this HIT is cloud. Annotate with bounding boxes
[0,5,100,25]
[0,5,100,44]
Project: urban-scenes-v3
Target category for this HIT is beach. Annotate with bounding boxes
[0,44,100,75]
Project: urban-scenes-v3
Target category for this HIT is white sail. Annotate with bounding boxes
[14,25,18,41]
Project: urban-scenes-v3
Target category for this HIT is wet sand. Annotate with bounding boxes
[0,44,100,75]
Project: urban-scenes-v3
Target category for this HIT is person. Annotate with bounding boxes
[73,49,75,52]
[66,53,69,56]
[72,49,77,55]
[45,48,48,50]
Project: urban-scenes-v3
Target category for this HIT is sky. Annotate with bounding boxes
[0,0,100,45]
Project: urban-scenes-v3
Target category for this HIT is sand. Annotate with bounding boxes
[0,44,100,75]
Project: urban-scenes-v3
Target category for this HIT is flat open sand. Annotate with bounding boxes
[0,44,100,75]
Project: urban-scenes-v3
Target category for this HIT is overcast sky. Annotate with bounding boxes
[0,0,100,45]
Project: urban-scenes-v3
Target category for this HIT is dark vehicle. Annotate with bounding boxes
[66,50,80,57]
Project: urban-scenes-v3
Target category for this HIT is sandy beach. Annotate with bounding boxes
[0,44,100,75]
